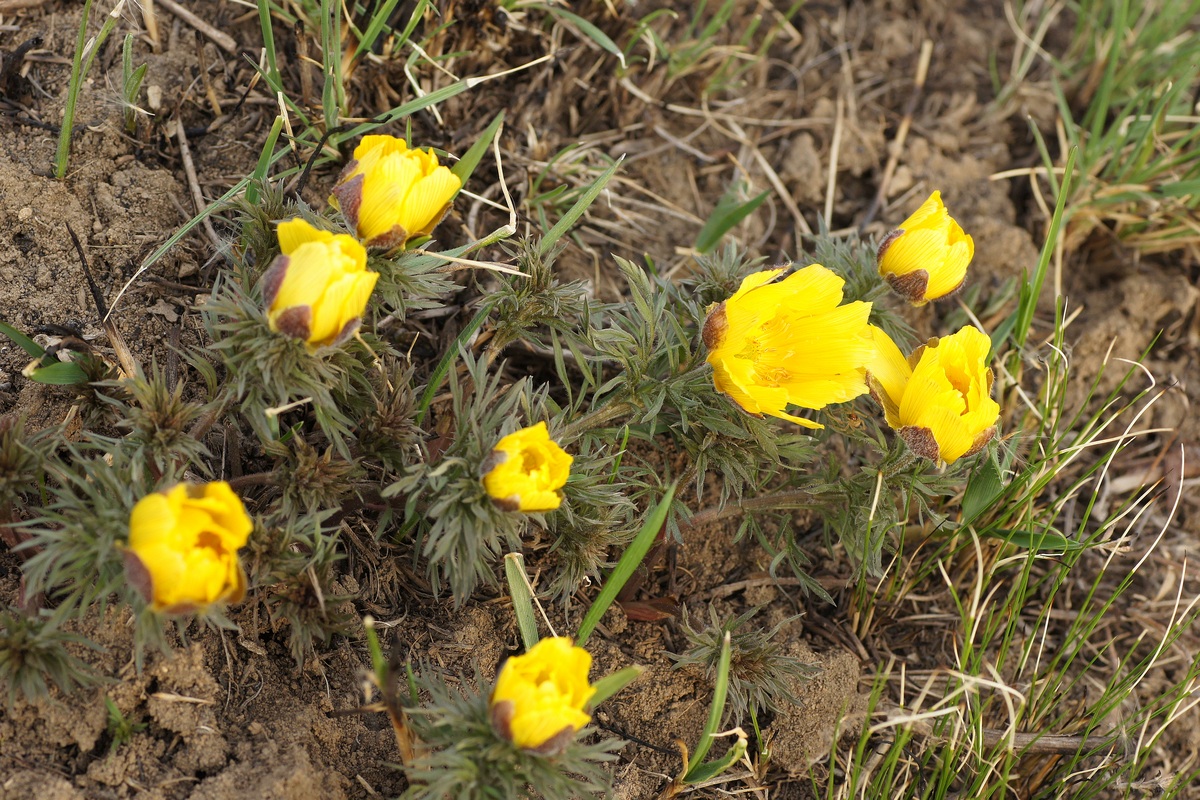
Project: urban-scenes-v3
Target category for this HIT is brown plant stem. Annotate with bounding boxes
[557,400,633,441]
[226,472,276,491]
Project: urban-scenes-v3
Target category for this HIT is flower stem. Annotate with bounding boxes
[558,400,632,441]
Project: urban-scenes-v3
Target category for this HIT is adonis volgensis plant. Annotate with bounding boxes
[2,113,1011,798]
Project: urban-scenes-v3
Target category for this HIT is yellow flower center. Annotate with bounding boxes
[522,449,546,472]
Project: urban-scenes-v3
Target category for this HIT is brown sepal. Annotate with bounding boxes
[490,495,522,513]
[274,305,312,342]
[326,317,361,348]
[123,549,154,605]
[526,724,577,757]
[876,227,904,265]
[490,698,515,742]
[365,223,411,251]
[964,426,997,459]
[865,373,899,422]
[701,303,728,350]
[898,426,941,462]
[261,255,289,308]
[480,449,509,478]
[884,268,930,306]
[333,157,359,187]
[332,172,364,233]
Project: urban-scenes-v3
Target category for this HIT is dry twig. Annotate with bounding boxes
[154,0,237,55]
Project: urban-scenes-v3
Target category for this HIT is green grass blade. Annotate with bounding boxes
[685,630,732,774]
[694,185,770,253]
[450,111,504,190]
[351,0,409,62]
[55,0,93,179]
[342,81,472,140]
[537,156,624,258]
[257,0,281,92]
[503,553,540,650]
[1012,146,1076,347]
[362,616,388,682]
[685,732,747,784]
[78,0,124,89]
[981,527,1082,552]
[544,7,626,69]
[0,321,46,358]
[589,665,643,708]
[321,0,341,145]
[27,362,90,385]
[246,115,286,205]
[576,481,677,646]
[960,454,1005,525]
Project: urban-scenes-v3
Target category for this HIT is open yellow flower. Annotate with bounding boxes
[703,266,876,429]
[124,482,252,614]
[867,324,999,465]
[490,637,596,754]
[329,135,462,249]
[262,218,378,349]
[482,422,572,512]
[877,191,974,306]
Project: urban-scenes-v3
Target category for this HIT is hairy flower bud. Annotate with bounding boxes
[489,637,596,754]
[262,219,378,349]
[877,191,973,306]
[124,482,252,614]
[482,422,572,512]
[867,325,999,465]
[703,265,877,429]
[329,135,461,250]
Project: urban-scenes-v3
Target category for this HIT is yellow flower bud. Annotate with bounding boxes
[329,135,462,249]
[263,218,379,348]
[867,325,1000,465]
[124,482,252,614]
[877,191,974,306]
[703,265,877,429]
[490,637,596,754]
[482,422,572,512]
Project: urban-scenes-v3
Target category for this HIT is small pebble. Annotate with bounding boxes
[17,207,31,221]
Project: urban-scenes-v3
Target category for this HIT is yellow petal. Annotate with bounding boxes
[354,134,408,160]
[395,166,461,236]
[898,191,946,230]
[357,153,423,242]
[277,218,333,256]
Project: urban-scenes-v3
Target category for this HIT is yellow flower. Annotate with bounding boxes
[703,266,877,429]
[482,422,572,512]
[877,191,974,306]
[867,324,1000,465]
[263,218,379,348]
[124,482,252,614]
[490,637,596,754]
[329,135,462,249]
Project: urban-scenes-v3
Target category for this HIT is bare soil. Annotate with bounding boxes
[1,1,1197,798]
